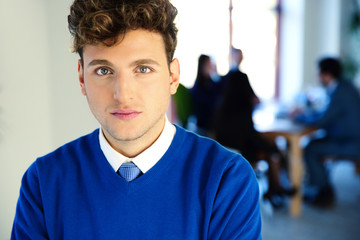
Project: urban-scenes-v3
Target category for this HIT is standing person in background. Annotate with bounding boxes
[292,57,360,208]
[190,54,221,137]
[214,48,295,208]
[214,48,261,161]
[11,0,262,239]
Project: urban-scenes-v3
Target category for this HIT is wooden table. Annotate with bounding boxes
[255,117,316,217]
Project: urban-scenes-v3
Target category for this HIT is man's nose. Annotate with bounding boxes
[113,75,133,103]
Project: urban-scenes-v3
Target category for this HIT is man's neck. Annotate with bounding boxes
[104,117,166,158]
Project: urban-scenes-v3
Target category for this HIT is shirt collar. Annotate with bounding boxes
[99,116,176,173]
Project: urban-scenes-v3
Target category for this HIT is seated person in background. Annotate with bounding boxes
[292,57,360,208]
[190,54,221,137]
[214,48,295,208]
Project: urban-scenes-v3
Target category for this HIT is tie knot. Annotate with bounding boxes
[118,162,141,181]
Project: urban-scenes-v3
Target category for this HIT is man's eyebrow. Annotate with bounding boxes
[131,59,161,67]
[87,59,161,68]
[87,59,114,68]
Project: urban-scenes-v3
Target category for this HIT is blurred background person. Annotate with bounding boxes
[292,57,360,208]
[190,54,221,137]
[214,48,295,208]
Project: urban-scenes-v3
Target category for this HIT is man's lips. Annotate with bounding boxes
[111,109,141,120]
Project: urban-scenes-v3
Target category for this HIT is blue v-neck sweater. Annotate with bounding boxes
[12,126,261,239]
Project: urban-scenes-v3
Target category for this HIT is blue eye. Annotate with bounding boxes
[96,68,110,76]
[138,66,151,73]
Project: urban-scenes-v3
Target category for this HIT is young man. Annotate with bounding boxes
[11,0,262,239]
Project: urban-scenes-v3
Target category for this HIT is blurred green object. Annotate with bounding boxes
[172,83,193,128]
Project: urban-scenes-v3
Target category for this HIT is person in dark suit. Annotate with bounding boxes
[293,57,360,208]
[214,48,295,207]
[214,48,261,161]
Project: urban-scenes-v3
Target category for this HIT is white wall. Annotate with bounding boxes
[279,0,341,102]
[0,1,51,237]
[302,0,341,88]
[279,0,305,102]
[0,0,97,238]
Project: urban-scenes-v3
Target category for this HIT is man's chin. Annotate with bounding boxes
[110,132,142,142]
[110,127,148,142]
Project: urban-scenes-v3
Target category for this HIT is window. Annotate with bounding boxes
[172,0,278,100]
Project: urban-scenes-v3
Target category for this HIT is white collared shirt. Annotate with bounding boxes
[99,116,176,173]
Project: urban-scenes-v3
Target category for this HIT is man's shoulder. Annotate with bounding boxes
[333,81,360,102]
[336,80,357,92]
[36,129,100,166]
[224,69,247,79]
[221,71,249,89]
[174,125,222,150]
[173,126,255,192]
[174,125,248,167]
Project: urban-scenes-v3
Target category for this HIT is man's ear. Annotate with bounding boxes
[78,59,87,96]
[169,58,180,95]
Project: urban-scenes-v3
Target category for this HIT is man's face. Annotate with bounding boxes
[78,29,180,156]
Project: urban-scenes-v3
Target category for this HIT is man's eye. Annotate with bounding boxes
[96,68,110,76]
[138,66,151,73]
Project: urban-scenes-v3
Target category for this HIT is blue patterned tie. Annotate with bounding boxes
[118,162,141,181]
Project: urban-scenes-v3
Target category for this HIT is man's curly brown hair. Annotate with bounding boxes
[68,0,178,64]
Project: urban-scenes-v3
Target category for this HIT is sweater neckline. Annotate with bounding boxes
[92,125,185,194]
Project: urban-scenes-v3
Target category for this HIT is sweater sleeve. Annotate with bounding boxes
[208,156,262,240]
[11,162,49,240]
